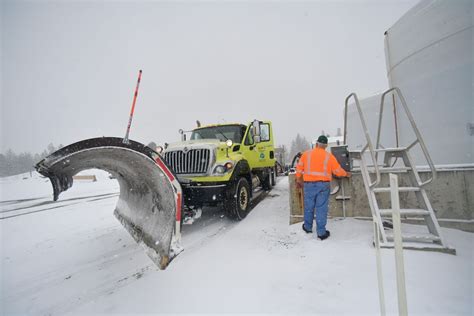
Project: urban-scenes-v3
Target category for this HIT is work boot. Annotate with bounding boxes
[302,223,312,234]
[318,230,331,240]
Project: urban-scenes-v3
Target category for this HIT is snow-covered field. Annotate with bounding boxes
[1,172,473,315]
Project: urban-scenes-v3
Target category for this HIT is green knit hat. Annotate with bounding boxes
[317,135,328,144]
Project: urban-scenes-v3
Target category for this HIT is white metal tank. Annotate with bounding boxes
[383,0,473,166]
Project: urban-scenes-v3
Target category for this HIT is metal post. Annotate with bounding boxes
[341,178,346,218]
[123,69,142,144]
[389,173,408,316]
[374,220,386,316]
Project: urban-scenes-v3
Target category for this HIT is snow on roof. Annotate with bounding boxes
[194,123,244,130]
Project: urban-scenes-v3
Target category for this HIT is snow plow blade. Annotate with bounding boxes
[35,137,183,270]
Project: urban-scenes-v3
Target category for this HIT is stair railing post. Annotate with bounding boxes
[373,220,386,316]
[390,173,408,316]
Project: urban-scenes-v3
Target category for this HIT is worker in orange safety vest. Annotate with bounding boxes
[296,135,351,240]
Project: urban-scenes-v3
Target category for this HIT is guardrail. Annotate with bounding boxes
[377,87,437,186]
[344,93,380,188]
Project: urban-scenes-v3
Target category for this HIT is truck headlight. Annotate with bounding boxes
[212,161,234,175]
[213,165,226,174]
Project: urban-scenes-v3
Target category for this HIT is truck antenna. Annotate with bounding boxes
[123,69,142,144]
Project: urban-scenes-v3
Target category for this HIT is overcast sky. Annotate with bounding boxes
[1,0,417,154]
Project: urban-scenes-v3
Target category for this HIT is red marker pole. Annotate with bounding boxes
[123,69,142,144]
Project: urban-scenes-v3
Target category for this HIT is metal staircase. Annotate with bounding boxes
[344,87,455,254]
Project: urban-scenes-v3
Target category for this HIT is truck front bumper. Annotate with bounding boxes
[180,181,230,207]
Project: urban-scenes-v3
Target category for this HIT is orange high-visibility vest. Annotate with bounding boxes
[296,147,347,182]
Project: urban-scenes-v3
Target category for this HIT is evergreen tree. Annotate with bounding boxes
[47,143,56,154]
[289,133,311,162]
[0,143,62,177]
[0,154,7,177]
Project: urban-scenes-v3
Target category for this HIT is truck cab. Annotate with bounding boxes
[161,120,276,221]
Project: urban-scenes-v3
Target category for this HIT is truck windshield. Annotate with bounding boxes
[191,125,246,143]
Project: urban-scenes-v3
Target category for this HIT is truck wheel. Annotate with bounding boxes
[225,177,250,220]
[271,166,276,186]
[262,170,272,191]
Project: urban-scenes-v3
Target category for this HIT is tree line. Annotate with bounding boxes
[282,129,341,167]
[1,131,339,177]
[0,143,63,177]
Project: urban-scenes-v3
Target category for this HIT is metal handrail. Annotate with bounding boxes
[344,93,381,188]
[376,87,437,186]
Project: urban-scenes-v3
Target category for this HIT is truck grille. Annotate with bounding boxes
[164,149,211,174]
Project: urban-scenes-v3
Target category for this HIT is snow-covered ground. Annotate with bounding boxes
[1,172,473,315]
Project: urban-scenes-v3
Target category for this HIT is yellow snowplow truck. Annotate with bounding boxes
[161,119,276,222]
[35,119,275,270]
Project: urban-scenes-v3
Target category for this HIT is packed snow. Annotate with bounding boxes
[0,172,472,315]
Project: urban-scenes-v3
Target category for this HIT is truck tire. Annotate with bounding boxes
[262,170,272,191]
[271,166,276,187]
[225,177,251,220]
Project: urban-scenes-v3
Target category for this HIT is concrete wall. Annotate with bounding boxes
[328,169,474,232]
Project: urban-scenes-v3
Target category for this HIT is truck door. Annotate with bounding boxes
[242,124,260,169]
[254,122,274,168]
[241,121,274,169]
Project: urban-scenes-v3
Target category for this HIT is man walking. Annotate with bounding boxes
[296,135,351,240]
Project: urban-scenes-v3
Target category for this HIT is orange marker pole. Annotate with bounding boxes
[123,69,142,144]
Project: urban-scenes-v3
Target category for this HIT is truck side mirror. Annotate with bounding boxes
[252,120,261,135]
[252,120,261,143]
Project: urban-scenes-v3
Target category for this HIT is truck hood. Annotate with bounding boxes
[166,139,224,151]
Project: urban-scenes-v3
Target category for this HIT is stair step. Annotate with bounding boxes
[379,167,412,172]
[373,187,420,193]
[374,147,408,153]
[386,233,441,243]
[351,166,420,174]
[379,242,456,254]
[379,208,430,216]
[363,167,412,173]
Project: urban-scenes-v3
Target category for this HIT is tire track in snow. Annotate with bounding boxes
[0,192,119,213]
[0,193,119,220]
[0,197,48,205]
[2,178,284,315]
